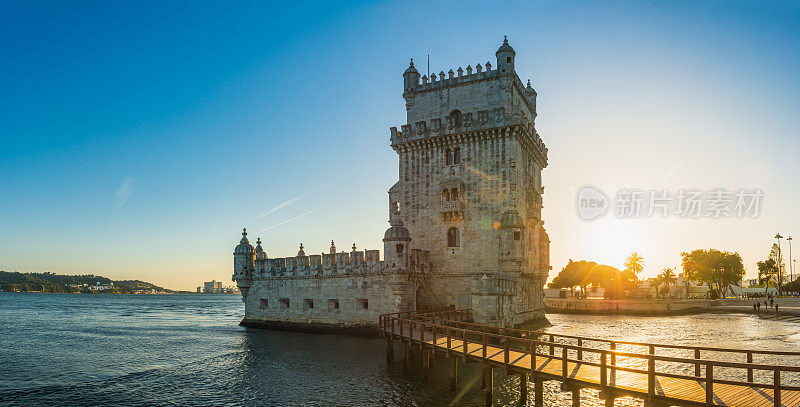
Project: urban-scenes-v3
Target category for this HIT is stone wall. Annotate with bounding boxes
[240,272,409,334]
[545,298,710,315]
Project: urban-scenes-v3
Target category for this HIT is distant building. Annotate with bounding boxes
[203,280,223,293]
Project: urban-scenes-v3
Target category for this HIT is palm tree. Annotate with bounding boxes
[649,277,662,298]
[624,252,645,282]
[658,267,678,298]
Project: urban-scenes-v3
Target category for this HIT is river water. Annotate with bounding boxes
[2,293,799,406]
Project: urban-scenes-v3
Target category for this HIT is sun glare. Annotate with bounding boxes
[583,218,648,272]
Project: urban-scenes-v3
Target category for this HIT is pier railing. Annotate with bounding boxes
[379,310,800,406]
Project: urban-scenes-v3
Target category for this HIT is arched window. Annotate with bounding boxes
[447,228,460,247]
[445,148,453,165]
[450,188,458,201]
[442,189,451,201]
[453,147,461,164]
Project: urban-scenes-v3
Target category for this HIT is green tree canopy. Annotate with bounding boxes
[758,243,786,293]
[680,249,745,298]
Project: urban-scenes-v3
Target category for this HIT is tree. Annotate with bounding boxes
[656,268,677,298]
[769,243,787,293]
[757,258,778,293]
[549,260,599,297]
[649,278,661,298]
[624,252,644,282]
[757,244,786,294]
[549,260,633,299]
[596,264,635,299]
[681,249,745,298]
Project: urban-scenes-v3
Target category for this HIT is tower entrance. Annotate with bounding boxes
[415,285,435,312]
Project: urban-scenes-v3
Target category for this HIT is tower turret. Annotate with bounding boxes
[403,58,420,97]
[496,36,516,75]
[233,228,255,298]
[254,237,268,274]
[526,79,538,120]
[383,219,411,269]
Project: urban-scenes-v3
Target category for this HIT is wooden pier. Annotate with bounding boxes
[379,310,800,406]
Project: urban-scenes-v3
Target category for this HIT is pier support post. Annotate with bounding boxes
[483,365,493,406]
[519,373,528,405]
[571,387,580,407]
[450,357,458,390]
[422,349,430,379]
[603,393,614,407]
[534,377,544,407]
[386,337,393,362]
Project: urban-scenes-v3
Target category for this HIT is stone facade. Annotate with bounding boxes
[233,38,550,333]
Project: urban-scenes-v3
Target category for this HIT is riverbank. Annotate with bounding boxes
[545,298,709,315]
[545,297,800,318]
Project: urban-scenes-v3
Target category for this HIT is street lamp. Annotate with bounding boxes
[789,236,794,284]
[775,233,783,296]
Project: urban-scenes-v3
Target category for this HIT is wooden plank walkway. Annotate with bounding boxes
[380,311,800,406]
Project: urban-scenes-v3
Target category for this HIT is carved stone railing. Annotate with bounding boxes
[441,200,463,213]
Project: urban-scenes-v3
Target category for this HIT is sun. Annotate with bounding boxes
[583,218,648,271]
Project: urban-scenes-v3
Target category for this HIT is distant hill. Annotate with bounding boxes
[0,271,178,294]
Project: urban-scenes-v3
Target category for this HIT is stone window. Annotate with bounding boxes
[259,299,268,309]
[328,299,339,310]
[453,147,461,164]
[445,148,453,165]
[395,243,404,254]
[447,227,460,247]
[303,299,314,309]
[514,231,521,241]
[280,298,290,308]
[442,187,458,202]
[358,298,369,310]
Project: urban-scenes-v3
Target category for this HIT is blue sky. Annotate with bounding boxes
[2,1,799,290]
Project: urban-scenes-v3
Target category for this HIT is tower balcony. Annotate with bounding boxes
[441,200,463,213]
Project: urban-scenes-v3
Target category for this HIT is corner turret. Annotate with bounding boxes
[403,58,420,97]
[496,36,515,75]
[233,228,255,298]
[526,79,538,120]
[383,219,411,268]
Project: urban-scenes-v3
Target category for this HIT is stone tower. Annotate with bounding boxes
[388,38,550,327]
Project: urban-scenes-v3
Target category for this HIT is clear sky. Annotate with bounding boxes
[2,1,799,291]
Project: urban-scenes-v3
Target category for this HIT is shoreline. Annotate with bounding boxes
[544,297,800,318]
